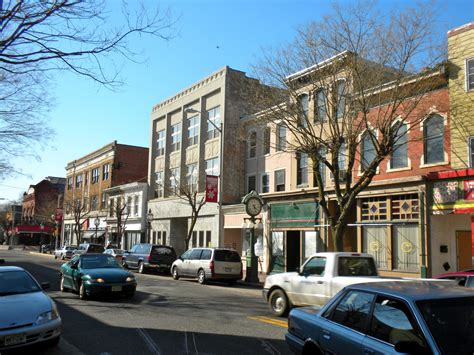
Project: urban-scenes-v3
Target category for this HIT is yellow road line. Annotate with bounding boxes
[248,316,288,328]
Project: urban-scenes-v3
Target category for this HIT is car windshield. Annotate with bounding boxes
[80,255,121,269]
[66,246,77,251]
[87,245,105,253]
[416,297,474,354]
[0,270,41,296]
[214,250,241,262]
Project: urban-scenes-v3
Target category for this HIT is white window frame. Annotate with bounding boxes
[275,169,286,192]
[207,106,221,140]
[157,130,166,156]
[155,171,164,198]
[247,174,256,193]
[248,130,257,158]
[276,124,287,151]
[169,167,180,194]
[466,57,474,91]
[187,115,200,146]
[171,123,182,152]
[205,157,219,177]
[186,163,198,192]
[261,172,270,193]
[92,168,100,184]
[102,164,110,181]
[420,113,448,167]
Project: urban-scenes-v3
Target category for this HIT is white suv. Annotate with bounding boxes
[171,248,242,285]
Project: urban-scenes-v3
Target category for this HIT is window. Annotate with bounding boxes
[155,171,164,198]
[336,80,346,119]
[467,58,474,91]
[302,257,326,276]
[248,131,257,158]
[370,296,427,349]
[75,174,82,188]
[187,115,200,146]
[338,142,346,170]
[275,169,285,191]
[207,106,221,140]
[101,193,106,209]
[133,195,139,215]
[298,94,309,127]
[363,226,388,270]
[192,231,197,247]
[391,194,419,220]
[423,114,444,164]
[338,257,378,276]
[126,196,132,215]
[276,124,286,151]
[393,225,419,271]
[328,290,375,334]
[92,168,100,184]
[470,136,474,167]
[199,231,204,247]
[391,122,408,169]
[247,175,256,193]
[67,177,73,190]
[169,167,180,194]
[314,146,327,186]
[186,163,198,192]
[205,231,211,247]
[90,195,98,211]
[361,131,376,172]
[297,152,308,186]
[205,157,219,176]
[361,197,388,221]
[261,173,269,193]
[102,164,110,181]
[109,198,114,217]
[171,123,182,152]
[315,88,327,122]
[201,249,212,260]
[263,127,271,155]
[84,171,89,185]
[157,130,166,156]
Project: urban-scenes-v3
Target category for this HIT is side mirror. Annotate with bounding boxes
[41,282,51,290]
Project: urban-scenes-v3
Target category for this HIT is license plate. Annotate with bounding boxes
[224,267,232,272]
[111,285,122,292]
[4,333,26,346]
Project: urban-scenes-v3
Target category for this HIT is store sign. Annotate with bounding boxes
[464,180,474,200]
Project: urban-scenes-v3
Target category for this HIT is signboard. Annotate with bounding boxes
[205,175,219,203]
[464,180,474,200]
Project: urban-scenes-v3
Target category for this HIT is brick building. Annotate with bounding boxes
[62,141,148,246]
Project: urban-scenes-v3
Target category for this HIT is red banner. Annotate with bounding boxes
[464,180,474,200]
[205,175,219,203]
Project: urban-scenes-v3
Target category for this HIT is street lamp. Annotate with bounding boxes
[146,209,153,243]
[94,216,100,243]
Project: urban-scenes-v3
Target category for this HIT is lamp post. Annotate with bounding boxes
[94,216,100,244]
[146,209,153,243]
[242,191,264,283]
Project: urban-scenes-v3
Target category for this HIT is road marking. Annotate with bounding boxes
[248,316,287,328]
[137,327,162,355]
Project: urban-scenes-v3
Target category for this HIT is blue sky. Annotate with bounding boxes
[0,0,472,202]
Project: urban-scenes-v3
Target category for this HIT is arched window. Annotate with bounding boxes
[248,131,257,158]
[391,122,408,169]
[423,114,444,164]
[361,131,376,171]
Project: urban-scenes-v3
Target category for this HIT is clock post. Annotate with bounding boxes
[242,191,263,284]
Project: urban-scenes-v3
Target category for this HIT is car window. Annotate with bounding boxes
[114,249,124,255]
[66,246,76,251]
[181,250,193,260]
[466,277,474,288]
[302,257,326,276]
[69,255,80,265]
[104,249,111,255]
[200,250,212,260]
[417,296,474,354]
[190,249,203,260]
[87,244,105,253]
[214,250,241,262]
[151,246,175,256]
[0,270,41,295]
[80,255,121,269]
[370,296,428,349]
[338,257,378,276]
[327,290,374,333]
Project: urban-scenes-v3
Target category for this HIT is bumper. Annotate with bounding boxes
[84,282,137,296]
[0,318,61,351]
[208,273,241,281]
[285,332,304,354]
[144,263,172,271]
[262,288,270,302]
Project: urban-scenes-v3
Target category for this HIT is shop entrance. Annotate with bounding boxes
[286,230,301,272]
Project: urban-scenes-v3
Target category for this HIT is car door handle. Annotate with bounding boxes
[322,329,331,340]
[364,349,374,355]
[317,281,324,284]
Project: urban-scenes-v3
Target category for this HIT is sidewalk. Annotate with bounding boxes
[238,270,267,288]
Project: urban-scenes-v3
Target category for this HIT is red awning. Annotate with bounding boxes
[426,168,474,180]
[16,225,54,234]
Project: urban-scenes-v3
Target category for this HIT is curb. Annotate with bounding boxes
[29,251,55,258]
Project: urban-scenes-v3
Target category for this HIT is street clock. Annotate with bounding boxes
[242,190,264,217]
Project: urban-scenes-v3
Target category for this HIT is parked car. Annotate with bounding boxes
[122,244,177,274]
[285,280,474,355]
[104,248,125,261]
[74,243,105,256]
[53,245,77,260]
[0,266,61,352]
[40,244,53,254]
[263,252,385,316]
[434,270,474,288]
[171,247,242,285]
[59,253,136,300]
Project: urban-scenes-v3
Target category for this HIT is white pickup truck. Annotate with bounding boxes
[263,252,388,316]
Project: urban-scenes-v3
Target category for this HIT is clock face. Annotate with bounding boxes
[246,197,262,216]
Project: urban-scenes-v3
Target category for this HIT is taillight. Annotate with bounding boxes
[210,260,215,275]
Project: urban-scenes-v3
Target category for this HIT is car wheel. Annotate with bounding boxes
[122,259,128,269]
[172,266,180,280]
[60,275,68,292]
[197,269,206,285]
[269,289,289,317]
[54,254,58,259]
[138,262,146,274]
[79,283,88,300]
[61,254,65,260]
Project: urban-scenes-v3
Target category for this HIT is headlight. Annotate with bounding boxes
[86,277,105,283]
[35,308,59,324]
[126,276,135,282]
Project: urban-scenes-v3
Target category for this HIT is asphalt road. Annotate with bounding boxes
[0,250,291,355]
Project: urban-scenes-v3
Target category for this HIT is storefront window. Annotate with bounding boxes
[363,226,388,270]
[393,224,419,271]
[304,231,324,259]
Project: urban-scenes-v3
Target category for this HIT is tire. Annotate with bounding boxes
[269,289,289,317]
[197,269,206,285]
[172,267,179,280]
[138,262,146,274]
[54,254,57,260]
[61,254,65,260]
[79,282,88,300]
[122,259,128,269]
[59,275,68,292]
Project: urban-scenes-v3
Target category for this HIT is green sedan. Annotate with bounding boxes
[60,253,137,300]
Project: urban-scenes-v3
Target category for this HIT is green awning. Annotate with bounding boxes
[270,201,319,228]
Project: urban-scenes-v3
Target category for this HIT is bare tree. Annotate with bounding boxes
[0,0,175,178]
[250,1,445,251]
[70,199,89,245]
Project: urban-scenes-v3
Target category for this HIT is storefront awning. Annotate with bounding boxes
[16,225,54,234]
[270,201,319,228]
